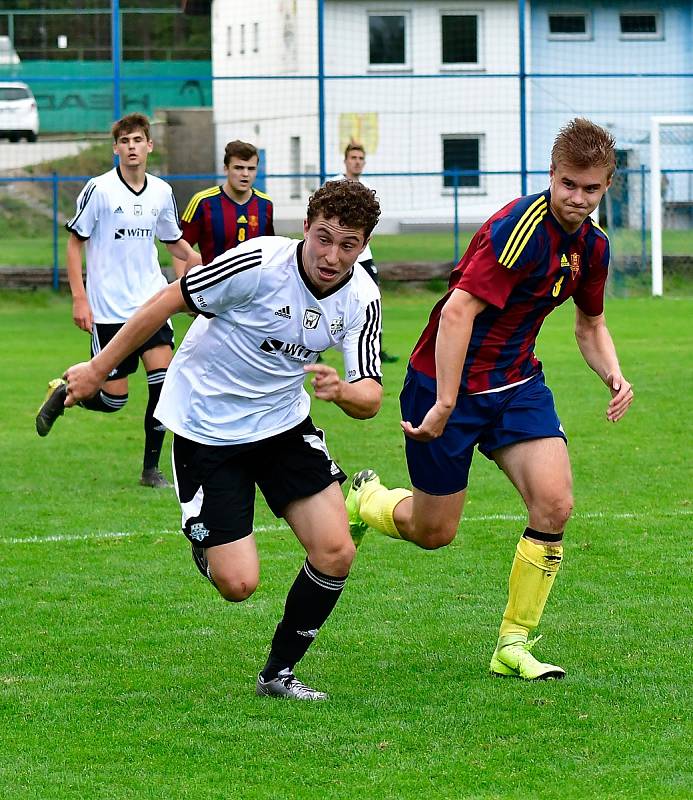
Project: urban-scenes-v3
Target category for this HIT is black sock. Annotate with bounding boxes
[80,390,128,413]
[261,559,347,681]
[143,369,167,471]
[522,526,563,543]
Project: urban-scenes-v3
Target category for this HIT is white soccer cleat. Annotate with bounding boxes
[256,669,328,700]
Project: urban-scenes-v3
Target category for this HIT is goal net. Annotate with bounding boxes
[650,116,693,296]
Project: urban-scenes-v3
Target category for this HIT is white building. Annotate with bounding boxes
[211,0,523,231]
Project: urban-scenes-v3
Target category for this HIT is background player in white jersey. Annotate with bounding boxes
[57,180,383,701]
[36,113,201,488]
[329,141,397,363]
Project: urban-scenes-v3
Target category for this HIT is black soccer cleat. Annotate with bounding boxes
[140,468,172,489]
[191,543,216,587]
[36,379,68,437]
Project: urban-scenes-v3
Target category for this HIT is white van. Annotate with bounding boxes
[0,82,39,142]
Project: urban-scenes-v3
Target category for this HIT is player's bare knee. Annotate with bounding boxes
[534,493,573,532]
[311,538,355,575]
[412,521,457,550]
[214,575,258,603]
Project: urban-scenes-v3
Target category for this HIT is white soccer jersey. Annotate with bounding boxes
[155,236,382,446]
[327,173,374,264]
[66,167,183,323]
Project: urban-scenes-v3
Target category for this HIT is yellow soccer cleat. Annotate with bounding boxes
[490,635,566,680]
[345,469,380,547]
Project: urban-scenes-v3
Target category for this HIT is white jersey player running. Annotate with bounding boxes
[60,180,384,701]
[35,113,201,489]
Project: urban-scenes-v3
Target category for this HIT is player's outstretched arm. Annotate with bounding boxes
[574,306,634,422]
[304,364,382,419]
[402,289,486,442]
[64,281,188,407]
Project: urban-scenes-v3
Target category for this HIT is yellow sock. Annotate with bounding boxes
[359,484,411,539]
[498,536,563,644]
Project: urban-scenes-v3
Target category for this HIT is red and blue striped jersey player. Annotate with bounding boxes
[346,118,634,681]
[173,139,275,272]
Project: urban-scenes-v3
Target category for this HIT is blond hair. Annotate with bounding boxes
[551,118,616,179]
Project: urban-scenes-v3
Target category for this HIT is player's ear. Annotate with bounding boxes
[303,218,310,236]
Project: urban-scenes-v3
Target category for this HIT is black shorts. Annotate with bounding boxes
[171,417,347,548]
[91,321,174,381]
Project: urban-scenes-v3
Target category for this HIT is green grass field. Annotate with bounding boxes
[1,290,691,799]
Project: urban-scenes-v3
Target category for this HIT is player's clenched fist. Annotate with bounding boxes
[63,362,104,407]
[304,363,343,403]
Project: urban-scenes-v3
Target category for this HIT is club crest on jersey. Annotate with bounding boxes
[303,308,322,329]
[151,208,159,216]
[189,522,209,542]
[134,204,143,216]
[570,253,580,279]
[330,316,344,334]
[249,215,258,229]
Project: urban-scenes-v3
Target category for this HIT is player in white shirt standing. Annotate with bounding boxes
[56,180,383,701]
[329,141,398,362]
[36,113,201,488]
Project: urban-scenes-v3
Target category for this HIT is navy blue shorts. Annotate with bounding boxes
[91,321,174,381]
[400,366,566,495]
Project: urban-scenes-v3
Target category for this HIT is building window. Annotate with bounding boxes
[619,13,662,40]
[441,13,480,66]
[548,13,591,40]
[369,13,409,68]
[443,136,482,190]
[226,26,232,57]
[253,22,259,53]
[240,23,245,55]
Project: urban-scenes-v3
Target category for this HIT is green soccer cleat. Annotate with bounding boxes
[345,469,380,547]
[490,635,566,681]
[36,378,68,437]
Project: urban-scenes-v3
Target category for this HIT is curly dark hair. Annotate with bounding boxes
[307,180,381,239]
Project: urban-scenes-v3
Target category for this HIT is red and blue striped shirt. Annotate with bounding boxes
[180,185,274,265]
[410,190,610,394]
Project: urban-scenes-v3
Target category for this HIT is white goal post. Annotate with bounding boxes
[650,115,693,297]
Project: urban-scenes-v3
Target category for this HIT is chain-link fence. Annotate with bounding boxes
[1,2,691,295]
